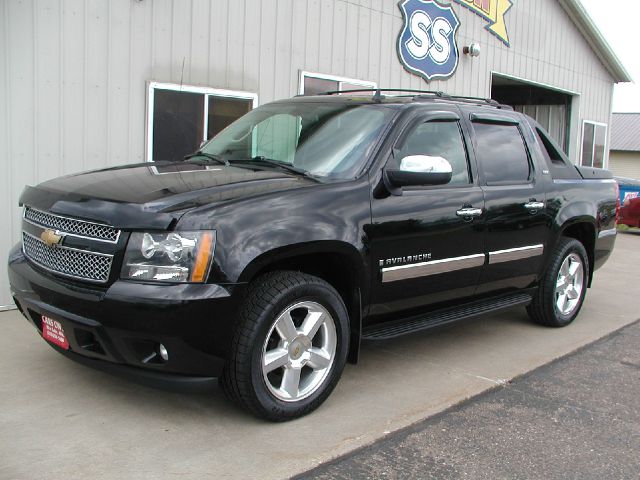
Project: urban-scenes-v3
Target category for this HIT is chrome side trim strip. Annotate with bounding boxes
[381,253,485,283]
[598,228,617,239]
[553,179,616,185]
[488,244,544,264]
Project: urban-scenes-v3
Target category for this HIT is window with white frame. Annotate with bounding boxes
[299,71,377,96]
[147,82,257,162]
[580,120,607,169]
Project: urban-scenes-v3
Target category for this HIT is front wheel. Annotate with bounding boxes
[527,237,589,327]
[221,271,349,421]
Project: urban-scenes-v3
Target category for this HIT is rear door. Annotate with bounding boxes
[463,109,550,294]
[368,106,485,320]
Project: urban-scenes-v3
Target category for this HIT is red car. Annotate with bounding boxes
[619,194,640,228]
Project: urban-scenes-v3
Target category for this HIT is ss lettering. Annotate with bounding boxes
[405,11,453,64]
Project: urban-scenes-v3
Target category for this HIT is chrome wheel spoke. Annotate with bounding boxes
[308,348,331,370]
[275,312,298,342]
[556,276,566,290]
[558,293,568,312]
[568,260,581,277]
[263,348,289,373]
[566,287,579,300]
[281,366,302,398]
[301,310,325,339]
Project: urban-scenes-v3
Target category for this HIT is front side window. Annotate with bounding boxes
[473,122,531,185]
[147,83,256,162]
[581,121,607,169]
[202,102,397,180]
[397,121,470,186]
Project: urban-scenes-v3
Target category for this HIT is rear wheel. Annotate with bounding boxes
[527,237,589,327]
[221,271,349,421]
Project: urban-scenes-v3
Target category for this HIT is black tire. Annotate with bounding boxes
[220,271,349,421]
[527,237,589,327]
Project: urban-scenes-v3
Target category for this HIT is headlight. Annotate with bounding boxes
[121,231,215,283]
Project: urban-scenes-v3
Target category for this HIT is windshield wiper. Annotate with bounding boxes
[232,157,318,181]
[184,151,230,166]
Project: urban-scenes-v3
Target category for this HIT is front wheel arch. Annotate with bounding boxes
[220,270,350,421]
[237,244,366,364]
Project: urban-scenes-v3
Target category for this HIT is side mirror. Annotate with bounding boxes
[385,155,453,189]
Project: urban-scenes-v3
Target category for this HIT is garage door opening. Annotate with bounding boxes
[491,74,573,154]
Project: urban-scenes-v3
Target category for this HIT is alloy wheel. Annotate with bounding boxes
[261,301,337,402]
[554,253,584,316]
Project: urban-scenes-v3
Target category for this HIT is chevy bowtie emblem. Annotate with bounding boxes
[41,229,64,248]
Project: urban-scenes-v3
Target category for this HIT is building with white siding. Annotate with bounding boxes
[0,0,632,308]
[609,113,640,180]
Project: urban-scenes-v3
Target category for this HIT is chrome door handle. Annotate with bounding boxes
[524,202,545,210]
[456,208,483,218]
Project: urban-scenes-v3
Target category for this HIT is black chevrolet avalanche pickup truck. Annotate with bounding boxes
[8,91,618,421]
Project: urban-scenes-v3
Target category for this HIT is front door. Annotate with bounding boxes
[368,108,485,321]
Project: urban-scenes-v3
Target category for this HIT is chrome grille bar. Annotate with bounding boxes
[22,232,113,284]
[24,206,120,243]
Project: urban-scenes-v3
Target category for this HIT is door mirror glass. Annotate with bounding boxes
[386,155,453,188]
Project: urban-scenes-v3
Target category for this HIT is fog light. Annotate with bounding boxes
[158,343,169,361]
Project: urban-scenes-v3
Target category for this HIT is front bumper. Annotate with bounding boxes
[8,244,243,386]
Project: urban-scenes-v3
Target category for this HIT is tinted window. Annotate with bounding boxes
[398,121,470,185]
[153,90,204,162]
[207,96,252,139]
[580,122,607,169]
[593,124,606,169]
[581,122,595,167]
[473,122,531,184]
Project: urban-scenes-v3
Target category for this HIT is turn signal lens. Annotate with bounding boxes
[190,232,214,282]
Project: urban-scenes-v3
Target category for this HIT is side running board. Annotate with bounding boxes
[362,293,532,341]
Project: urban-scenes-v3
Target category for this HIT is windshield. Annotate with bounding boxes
[200,102,397,180]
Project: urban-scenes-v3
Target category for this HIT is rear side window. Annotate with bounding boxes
[534,126,580,180]
[535,127,566,166]
[473,122,531,185]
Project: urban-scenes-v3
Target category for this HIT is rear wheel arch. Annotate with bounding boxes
[556,221,596,286]
[527,236,589,327]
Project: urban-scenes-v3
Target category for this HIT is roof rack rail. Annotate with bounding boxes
[320,88,446,98]
[316,88,512,109]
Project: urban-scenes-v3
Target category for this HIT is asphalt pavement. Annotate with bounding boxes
[297,320,640,480]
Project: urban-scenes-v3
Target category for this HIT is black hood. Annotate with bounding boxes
[19,162,315,230]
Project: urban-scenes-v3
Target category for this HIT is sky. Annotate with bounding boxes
[580,0,640,112]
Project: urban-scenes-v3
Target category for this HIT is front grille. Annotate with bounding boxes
[22,232,113,283]
[24,206,120,243]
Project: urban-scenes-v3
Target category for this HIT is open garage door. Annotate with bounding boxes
[491,74,573,154]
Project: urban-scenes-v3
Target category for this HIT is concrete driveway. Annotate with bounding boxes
[1,232,638,480]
